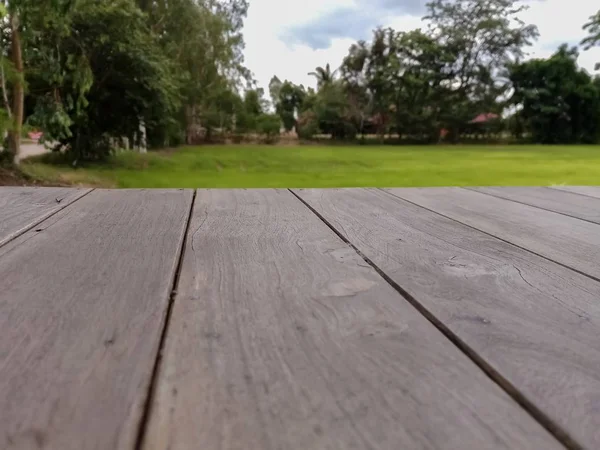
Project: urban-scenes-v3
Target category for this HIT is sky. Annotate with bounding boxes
[242,0,600,94]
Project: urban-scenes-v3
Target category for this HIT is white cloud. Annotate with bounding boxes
[523,0,600,68]
[243,0,354,92]
[243,0,600,94]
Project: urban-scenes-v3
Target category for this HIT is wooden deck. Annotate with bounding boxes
[1,187,600,450]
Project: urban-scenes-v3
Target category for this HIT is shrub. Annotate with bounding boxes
[256,113,281,144]
[297,111,318,140]
[231,133,245,143]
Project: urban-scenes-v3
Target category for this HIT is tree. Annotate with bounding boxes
[234,88,268,134]
[314,81,355,140]
[424,0,539,134]
[388,29,457,140]
[339,27,452,141]
[308,63,337,89]
[27,0,180,160]
[256,113,280,143]
[582,9,600,69]
[296,110,318,139]
[364,28,396,140]
[273,81,305,132]
[243,88,267,116]
[340,40,371,138]
[509,45,600,144]
[0,0,74,162]
[200,85,240,139]
[6,3,23,160]
[270,0,543,144]
[138,0,250,145]
[268,75,282,107]
[12,0,252,158]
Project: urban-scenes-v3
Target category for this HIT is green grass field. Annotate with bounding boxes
[21,144,600,188]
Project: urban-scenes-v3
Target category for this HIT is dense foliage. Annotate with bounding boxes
[1,0,600,165]
[27,0,181,160]
[269,0,600,145]
[509,46,600,144]
[0,0,254,162]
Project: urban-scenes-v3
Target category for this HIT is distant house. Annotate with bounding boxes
[439,113,502,141]
[469,113,500,124]
[28,131,43,142]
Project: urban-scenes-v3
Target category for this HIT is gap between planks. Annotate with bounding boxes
[462,187,600,226]
[380,188,600,287]
[0,188,95,249]
[134,189,198,450]
[549,186,600,200]
[289,188,580,450]
[0,189,194,449]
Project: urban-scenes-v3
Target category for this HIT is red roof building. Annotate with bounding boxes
[469,113,500,124]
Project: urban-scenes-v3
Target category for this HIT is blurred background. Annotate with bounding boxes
[1,0,600,188]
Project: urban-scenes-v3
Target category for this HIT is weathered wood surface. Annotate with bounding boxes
[294,187,600,450]
[551,186,600,199]
[143,189,559,450]
[0,189,193,450]
[469,186,600,224]
[386,187,600,280]
[0,187,90,247]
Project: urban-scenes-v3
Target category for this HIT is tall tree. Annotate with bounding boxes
[582,9,600,69]
[386,29,455,140]
[272,80,305,132]
[138,0,250,144]
[268,75,282,107]
[340,40,371,137]
[7,3,23,159]
[509,45,600,144]
[424,0,539,133]
[243,88,267,116]
[27,0,180,160]
[1,0,73,162]
[313,81,355,139]
[308,63,336,89]
[364,28,399,140]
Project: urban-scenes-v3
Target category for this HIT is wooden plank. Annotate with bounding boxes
[386,187,600,280]
[0,187,91,247]
[551,186,600,199]
[470,187,600,224]
[294,187,600,449]
[143,188,560,450]
[0,189,193,450]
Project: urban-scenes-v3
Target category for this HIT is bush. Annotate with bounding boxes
[27,0,181,162]
[0,149,13,167]
[256,113,280,144]
[297,111,319,140]
[231,133,245,143]
[235,111,257,134]
[330,120,357,140]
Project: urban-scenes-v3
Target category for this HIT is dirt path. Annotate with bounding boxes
[18,141,50,161]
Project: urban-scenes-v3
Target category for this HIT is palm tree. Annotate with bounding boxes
[308,63,337,89]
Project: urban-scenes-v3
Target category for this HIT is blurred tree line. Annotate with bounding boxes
[0,0,279,163]
[270,0,600,145]
[2,0,600,165]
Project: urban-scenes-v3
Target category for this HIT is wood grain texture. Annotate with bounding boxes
[0,189,193,450]
[0,187,91,247]
[550,186,600,199]
[469,187,600,224]
[295,187,600,449]
[386,187,600,280]
[143,188,560,450]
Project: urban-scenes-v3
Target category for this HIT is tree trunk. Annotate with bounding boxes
[8,13,23,164]
[0,60,12,120]
[185,105,194,144]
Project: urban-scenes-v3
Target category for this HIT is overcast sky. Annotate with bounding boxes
[242,0,600,93]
